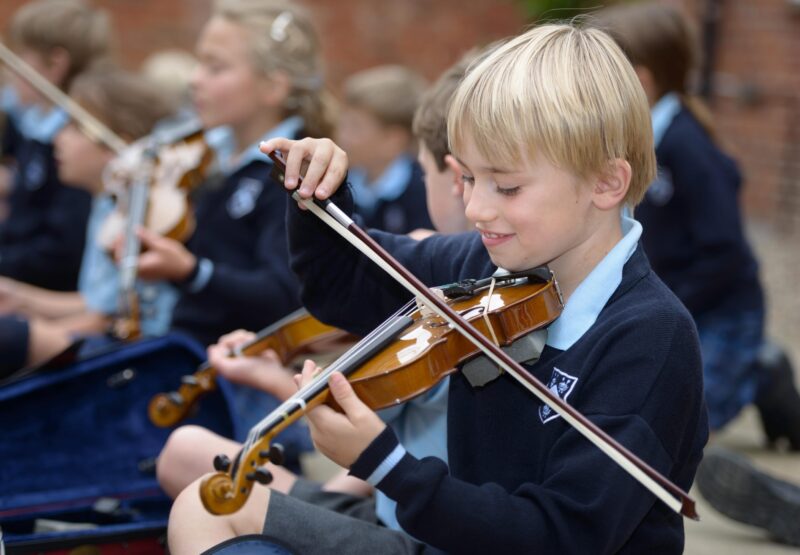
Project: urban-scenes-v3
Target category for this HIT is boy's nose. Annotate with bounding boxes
[464,182,496,224]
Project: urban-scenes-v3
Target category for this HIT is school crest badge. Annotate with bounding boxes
[227,178,263,219]
[539,367,578,424]
[645,167,674,206]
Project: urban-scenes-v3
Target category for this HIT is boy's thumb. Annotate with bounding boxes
[328,372,364,416]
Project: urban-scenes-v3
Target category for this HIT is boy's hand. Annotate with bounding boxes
[296,360,386,468]
[208,329,296,401]
[259,137,348,201]
[133,227,196,282]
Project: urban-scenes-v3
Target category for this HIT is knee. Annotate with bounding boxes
[157,425,209,497]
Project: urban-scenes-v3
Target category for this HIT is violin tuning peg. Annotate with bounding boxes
[258,443,285,465]
[213,454,231,472]
[166,392,184,406]
[269,444,285,466]
[181,375,199,386]
[246,467,273,485]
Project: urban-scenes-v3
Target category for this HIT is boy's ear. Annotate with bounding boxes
[592,158,631,211]
[444,154,464,197]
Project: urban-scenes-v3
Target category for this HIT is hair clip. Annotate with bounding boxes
[270,11,292,42]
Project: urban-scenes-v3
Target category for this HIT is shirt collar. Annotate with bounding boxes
[545,215,642,350]
[17,104,69,143]
[205,115,304,175]
[1,86,22,120]
[651,92,681,149]
[350,154,414,217]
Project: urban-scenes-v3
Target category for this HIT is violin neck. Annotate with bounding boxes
[249,312,414,441]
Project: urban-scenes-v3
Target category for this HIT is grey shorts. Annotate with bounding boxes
[261,478,426,554]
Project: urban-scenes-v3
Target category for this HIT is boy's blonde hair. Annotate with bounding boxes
[9,0,111,92]
[213,0,335,138]
[70,68,175,142]
[345,65,427,130]
[448,23,656,206]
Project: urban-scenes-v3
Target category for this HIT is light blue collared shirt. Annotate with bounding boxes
[368,215,643,535]
[546,215,642,351]
[651,93,682,150]
[1,86,23,122]
[79,195,178,336]
[205,115,304,176]
[374,378,449,534]
[17,104,69,144]
[348,154,414,218]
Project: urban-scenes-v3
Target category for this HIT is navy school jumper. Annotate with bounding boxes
[287,186,708,554]
[636,107,763,318]
[0,135,91,291]
[170,158,300,347]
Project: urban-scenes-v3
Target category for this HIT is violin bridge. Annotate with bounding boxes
[416,288,447,317]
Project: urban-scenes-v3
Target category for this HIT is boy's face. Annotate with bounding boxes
[10,48,55,106]
[335,106,407,171]
[191,16,271,130]
[54,121,112,193]
[456,132,601,273]
[418,142,468,234]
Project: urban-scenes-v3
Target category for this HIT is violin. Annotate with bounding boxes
[102,123,214,340]
[148,308,356,428]
[200,272,563,515]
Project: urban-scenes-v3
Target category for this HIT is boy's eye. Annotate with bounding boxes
[496,185,520,197]
[460,174,475,186]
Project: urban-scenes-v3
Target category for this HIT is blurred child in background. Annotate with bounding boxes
[0,68,176,377]
[0,0,109,292]
[336,65,432,234]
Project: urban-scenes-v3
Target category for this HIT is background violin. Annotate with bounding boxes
[101,123,214,340]
[1,41,212,341]
[148,308,356,428]
[200,272,562,515]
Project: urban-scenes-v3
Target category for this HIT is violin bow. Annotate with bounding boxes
[0,41,127,153]
[268,151,698,520]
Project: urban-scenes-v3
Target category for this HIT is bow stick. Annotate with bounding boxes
[268,150,698,520]
[0,41,127,153]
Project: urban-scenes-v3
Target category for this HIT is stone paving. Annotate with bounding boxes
[685,220,800,554]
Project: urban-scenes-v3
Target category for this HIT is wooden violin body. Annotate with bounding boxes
[200,274,563,515]
[102,127,214,340]
[148,309,355,427]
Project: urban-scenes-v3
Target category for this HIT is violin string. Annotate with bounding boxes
[243,300,412,451]
[243,299,417,452]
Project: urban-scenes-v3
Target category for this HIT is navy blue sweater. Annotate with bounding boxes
[360,161,433,235]
[288,188,708,553]
[170,160,300,346]
[636,108,763,317]
[0,138,91,291]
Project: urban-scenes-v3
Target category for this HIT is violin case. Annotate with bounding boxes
[0,334,240,554]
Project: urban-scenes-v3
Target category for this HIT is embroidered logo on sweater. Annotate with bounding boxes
[24,154,46,191]
[539,367,578,424]
[645,167,674,206]
[227,178,263,219]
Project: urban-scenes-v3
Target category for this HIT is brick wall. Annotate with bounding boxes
[684,0,800,229]
[0,0,524,87]
[2,0,797,227]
